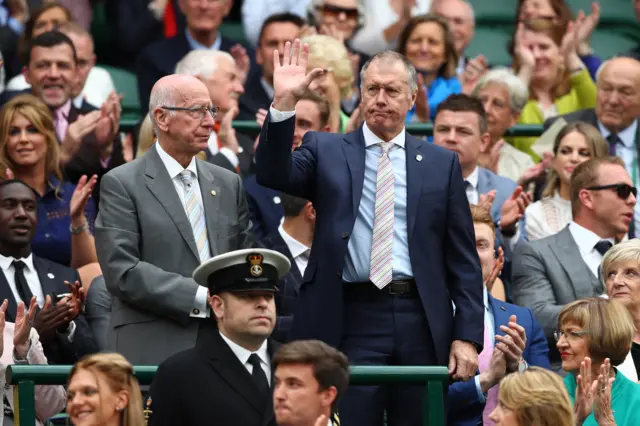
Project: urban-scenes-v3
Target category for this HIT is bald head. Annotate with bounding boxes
[149,74,210,115]
[595,57,640,133]
[431,0,475,54]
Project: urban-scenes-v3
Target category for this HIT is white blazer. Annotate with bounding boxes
[616,351,638,382]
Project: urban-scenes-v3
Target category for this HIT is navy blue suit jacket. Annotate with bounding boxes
[0,255,98,364]
[447,295,551,426]
[255,116,484,363]
[136,31,256,115]
[257,231,303,342]
[244,174,284,242]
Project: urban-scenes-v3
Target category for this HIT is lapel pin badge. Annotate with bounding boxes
[500,306,507,311]
[211,190,217,196]
[416,154,423,162]
[47,273,55,279]
[273,196,281,204]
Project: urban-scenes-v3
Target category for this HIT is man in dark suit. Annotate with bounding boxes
[0,179,97,364]
[512,157,636,371]
[448,205,551,426]
[174,49,255,176]
[136,0,256,115]
[0,31,125,207]
[238,13,305,121]
[258,193,315,342]
[146,248,290,426]
[246,89,330,240]
[255,41,484,426]
[544,57,640,238]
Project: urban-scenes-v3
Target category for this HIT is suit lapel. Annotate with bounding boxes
[406,135,425,237]
[0,268,17,321]
[205,332,267,414]
[196,160,222,256]
[273,233,302,284]
[144,148,200,261]
[488,295,510,338]
[549,227,603,297]
[342,130,366,218]
[33,256,59,296]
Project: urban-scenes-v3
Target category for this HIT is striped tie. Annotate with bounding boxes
[178,171,210,263]
[369,141,395,289]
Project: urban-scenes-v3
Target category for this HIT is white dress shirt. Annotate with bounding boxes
[278,224,310,276]
[207,132,241,169]
[568,221,615,278]
[464,166,480,205]
[155,142,210,318]
[219,331,271,385]
[0,254,76,340]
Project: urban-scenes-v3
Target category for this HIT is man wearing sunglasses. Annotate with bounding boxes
[512,156,637,372]
[95,74,253,365]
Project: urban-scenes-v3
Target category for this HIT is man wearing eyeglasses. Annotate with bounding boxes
[512,156,637,372]
[95,73,254,365]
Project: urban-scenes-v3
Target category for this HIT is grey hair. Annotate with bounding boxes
[473,67,529,113]
[360,51,418,100]
[600,238,640,284]
[307,0,366,28]
[148,83,176,131]
[174,50,235,79]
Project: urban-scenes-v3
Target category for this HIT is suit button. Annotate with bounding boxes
[192,308,200,315]
[341,232,349,239]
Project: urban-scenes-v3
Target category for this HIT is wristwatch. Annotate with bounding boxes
[517,358,528,373]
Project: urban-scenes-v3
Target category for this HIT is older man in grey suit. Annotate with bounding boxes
[95,74,253,365]
[512,157,636,370]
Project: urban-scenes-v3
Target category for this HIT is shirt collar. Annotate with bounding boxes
[465,166,479,189]
[362,122,406,149]
[155,142,198,180]
[598,119,638,149]
[72,94,83,110]
[219,330,269,367]
[260,77,274,100]
[483,286,489,311]
[185,29,222,51]
[0,253,34,273]
[278,224,310,259]
[54,100,72,120]
[568,221,615,254]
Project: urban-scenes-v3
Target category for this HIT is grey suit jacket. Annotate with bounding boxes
[85,276,112,352]
[95,145,253,364]
[511,226,603,366]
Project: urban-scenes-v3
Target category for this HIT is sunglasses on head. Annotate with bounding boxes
[321,4,359,20]
[586,183,638,199]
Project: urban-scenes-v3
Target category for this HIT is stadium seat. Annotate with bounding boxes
[565,0,636,27]
[220,22,248,46]
[100,65,142,122]
[466,27,513,66]
[468,0,517,26]
[589,31,637,60]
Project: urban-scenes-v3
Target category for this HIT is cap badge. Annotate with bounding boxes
[248,253,264,277]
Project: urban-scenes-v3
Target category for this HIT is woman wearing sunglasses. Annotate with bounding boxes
[556,298,640,426]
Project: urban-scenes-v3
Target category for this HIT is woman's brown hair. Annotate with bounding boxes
[0,94,63,194]
[397,14,459,79]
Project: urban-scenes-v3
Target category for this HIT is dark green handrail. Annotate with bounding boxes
[118,117,545,138]
[7,364,449,426]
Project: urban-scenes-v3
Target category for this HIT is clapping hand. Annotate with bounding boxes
[500,187,532,233]
[574,357,597,423]
[230,44,250,86]
[0,300,7,357]
[272,39,327,111]
[496,315,527,372]
[65,280,85,319]
[33,295,73,342]
[219,106,241,154]
[477,189,497,214]
[70,174,97,226]
[593,358,615,426]
[484,247,504,289]
[95,92,123,148]
[13,297,37,358]
[414,74,429,123]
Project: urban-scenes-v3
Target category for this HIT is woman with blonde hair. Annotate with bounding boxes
[0,95,101,285]
[67,353,145,426]
[556,298,640,425]
[489,367,574,426]
[301,34,354,133]
[524,121,608,240]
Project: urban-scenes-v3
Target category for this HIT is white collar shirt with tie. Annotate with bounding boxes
[219,331,271,385]
[568,221,615,278]
[278,224,311,276]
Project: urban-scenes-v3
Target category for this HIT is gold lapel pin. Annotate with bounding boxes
[416,154,423,162]
[211,190,217,196]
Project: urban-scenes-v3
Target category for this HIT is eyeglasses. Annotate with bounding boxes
[160,105,218,120]
[554,329,589,341]
[320,4,359,20]
[586,183,637,200]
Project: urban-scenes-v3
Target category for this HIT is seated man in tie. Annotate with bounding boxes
[258,193,315,342]
[448,205,551,426]
[512,156,636,371]
[147,248,290,426]
[0,179,97,364]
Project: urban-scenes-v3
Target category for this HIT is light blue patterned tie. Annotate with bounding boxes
[178,170,210,262]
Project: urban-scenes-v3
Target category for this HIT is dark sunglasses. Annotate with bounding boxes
[321,4,359,20]
[586,183,638,199]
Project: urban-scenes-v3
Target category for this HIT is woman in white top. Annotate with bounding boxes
[525,121,608,240]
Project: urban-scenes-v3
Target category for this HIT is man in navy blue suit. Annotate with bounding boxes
[255,40,484,426]
[448,205,551,426]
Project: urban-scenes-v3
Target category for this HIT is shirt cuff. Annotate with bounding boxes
[100,156,112,169]
[219,147,240,169]
[191,286,210,318]
[8,17,24,35]
[269,106,296,123]
[57,320,77,343]
[474,374,487,403]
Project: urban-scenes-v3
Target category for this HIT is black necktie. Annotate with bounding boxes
[464,180,471,190]
[606,134,619,156]
[248,353,269,397]
[595,240,613,256]
[12,260,34,304]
